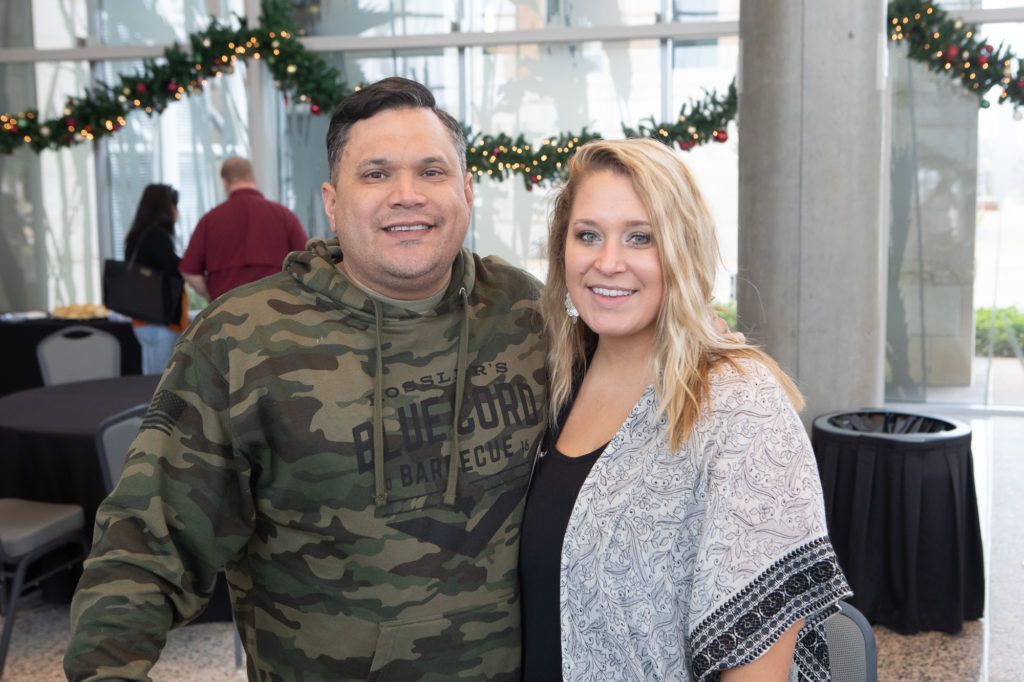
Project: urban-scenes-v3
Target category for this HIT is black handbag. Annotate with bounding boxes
[102,231,183,325]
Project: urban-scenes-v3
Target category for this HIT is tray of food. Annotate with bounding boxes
[51,303,110,320]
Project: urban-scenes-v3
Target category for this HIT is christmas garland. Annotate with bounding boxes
[889,0,1024,109]
[1,0,1021,189]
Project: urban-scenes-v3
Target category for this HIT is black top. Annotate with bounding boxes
[520,436,606,681]
[125,226,180,275]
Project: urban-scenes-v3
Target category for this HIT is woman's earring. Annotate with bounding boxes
[564,292,579,324]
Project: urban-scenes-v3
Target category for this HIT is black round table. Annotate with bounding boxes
[0,374,160,524]
[0,375,159,601]
[0,374,232,619]
[812,409,985,635]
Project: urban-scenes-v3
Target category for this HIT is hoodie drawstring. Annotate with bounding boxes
[372,301,387,506]
[442,287,470,506]
[370,287,471,508]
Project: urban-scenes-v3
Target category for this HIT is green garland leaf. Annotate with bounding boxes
[2,0,1021,187]
[889,0,1024,108]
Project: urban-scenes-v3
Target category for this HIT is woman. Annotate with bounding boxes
[520,138,851,681]
[123,183,188,375]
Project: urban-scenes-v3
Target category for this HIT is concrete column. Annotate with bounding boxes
[737,1,889,427]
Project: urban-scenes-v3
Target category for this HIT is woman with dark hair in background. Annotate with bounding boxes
[123,183,188,375]
[520,138,851,681]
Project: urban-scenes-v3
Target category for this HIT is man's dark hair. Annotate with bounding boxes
[325,77,467,183]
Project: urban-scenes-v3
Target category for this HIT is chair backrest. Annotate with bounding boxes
[94,403,149,493]
[787,601,877,682]
[36,324,121,386]
[824,601,878,682]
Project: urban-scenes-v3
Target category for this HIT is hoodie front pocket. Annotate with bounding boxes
[366,590,520,682]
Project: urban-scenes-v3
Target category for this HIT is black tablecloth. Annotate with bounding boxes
[812,410,985,634]
[0,317,142,397]
[0,374,161,525]
[0,374,231,619]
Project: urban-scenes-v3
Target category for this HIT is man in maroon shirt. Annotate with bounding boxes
[179,157,308,302]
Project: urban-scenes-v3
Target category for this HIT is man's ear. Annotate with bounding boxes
[463,171,474,207]
[321,181,338,235]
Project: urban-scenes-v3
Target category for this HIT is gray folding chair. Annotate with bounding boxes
[788,600,877,682]
[94,404,245,671]
[94,403,148,492]
[823,601,878,682]
[36,324,121,386]
[0,498,90,678]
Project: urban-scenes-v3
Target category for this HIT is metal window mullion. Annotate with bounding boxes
[660,0,672,123]
[0,20,740,65]
[6,5,1024,66]
[87,0,114,262]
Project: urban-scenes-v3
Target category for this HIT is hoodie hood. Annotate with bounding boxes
[283,236,477,318]
[283,237,473,506]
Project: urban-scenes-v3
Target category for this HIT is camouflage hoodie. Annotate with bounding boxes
[65,238,548,681]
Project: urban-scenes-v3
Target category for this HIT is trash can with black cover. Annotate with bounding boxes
[811,409,984,634]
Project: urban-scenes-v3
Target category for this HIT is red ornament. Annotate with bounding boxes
[946,45,960,59]
[978,55,989,65]
[311,104,320,115]
[66,118,76,127]
[984,44,994,53]
[168,81,178,92]
[214,57,223,66]
[135,83,146,93]
[679,140,691,151]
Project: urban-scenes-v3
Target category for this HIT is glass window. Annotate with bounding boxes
[3,0,746,316]
[15,0,89,50]
[461,0,736,31]
[294,1,455,38]
[0,60,95,313]
[512,0,661,28]
[93,1,252,307]
[940,0,1024,9]
[885,21,1024,408]
[96,0,246,45]
[674,0,738,22]
[1,3,35,49]
[299,0,737,37]
[465,37,663,277]
[98,57,252,265]
[671,38,738,305]
[972,21,1024,407]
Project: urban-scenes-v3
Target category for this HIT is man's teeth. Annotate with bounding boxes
[385,225,429,232]
[591,287,633,297]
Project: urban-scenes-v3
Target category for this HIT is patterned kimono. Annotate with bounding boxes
[559,358,852,681]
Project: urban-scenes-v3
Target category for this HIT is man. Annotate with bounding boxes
[179,156,309,302]
[65,78,548,680]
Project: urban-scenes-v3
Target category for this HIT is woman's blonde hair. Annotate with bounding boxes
[541,138,803,449]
